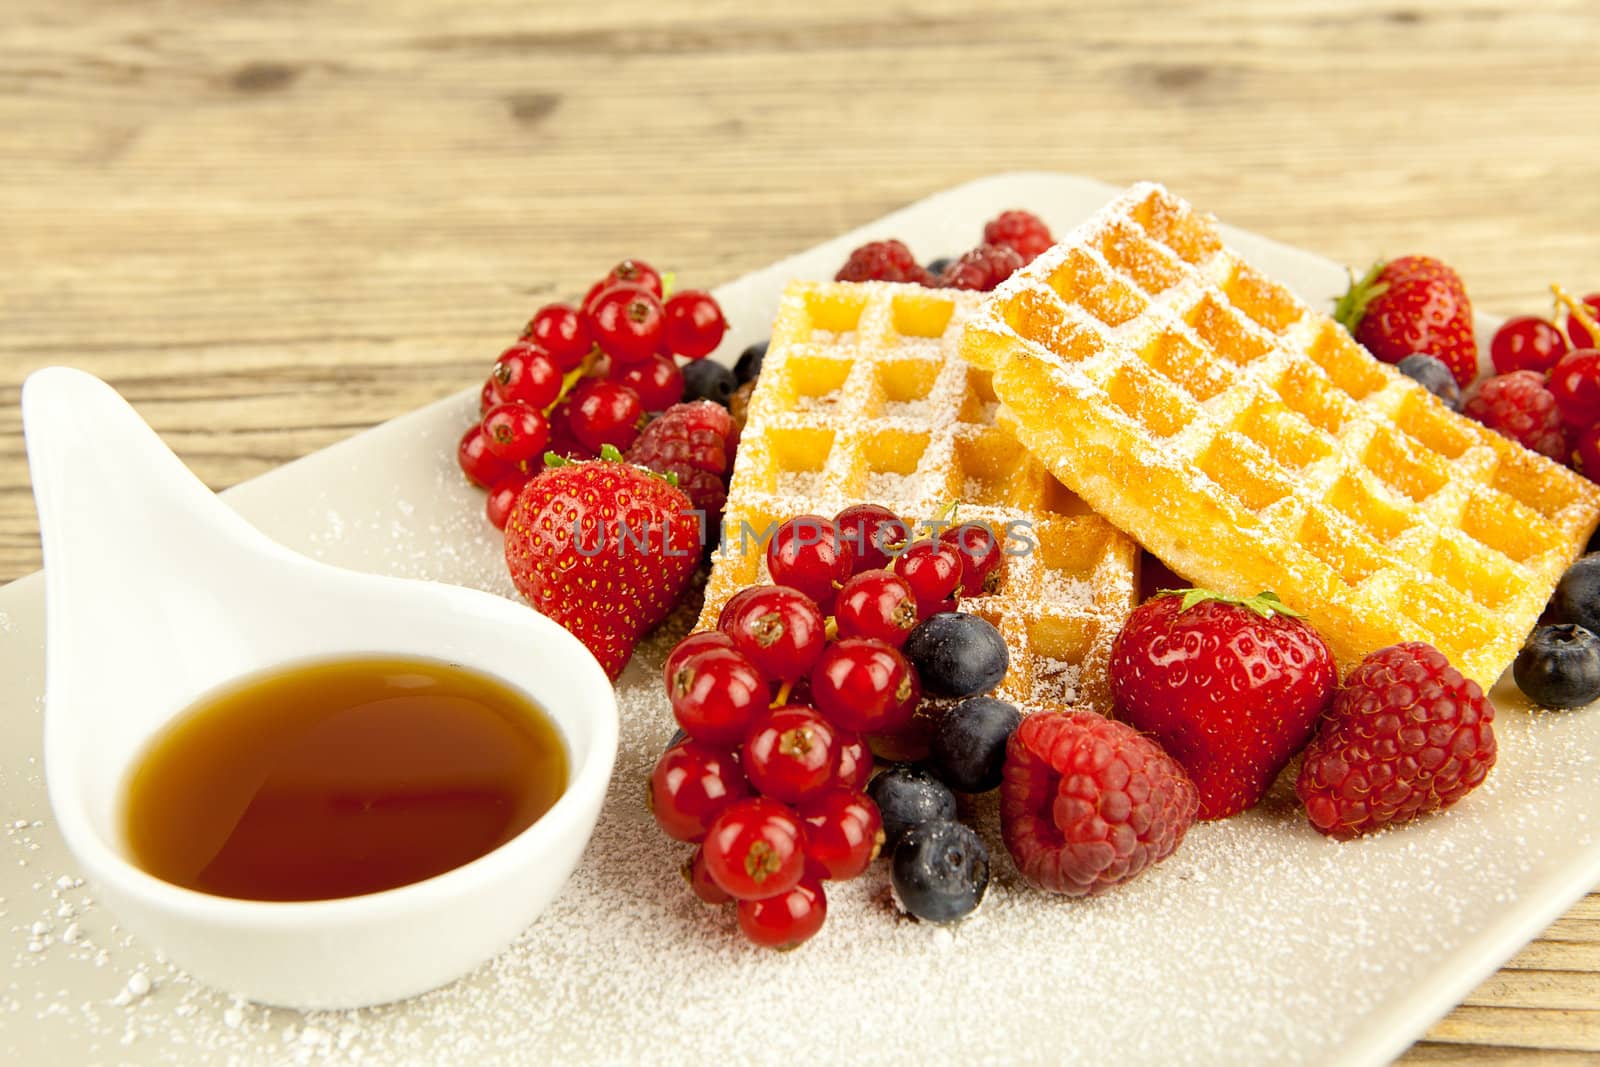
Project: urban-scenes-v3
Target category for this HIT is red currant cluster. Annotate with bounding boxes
[833,209,1054,292]
[454,258,730,528]
[1467,287,1600,476]
[647,504,1011,949]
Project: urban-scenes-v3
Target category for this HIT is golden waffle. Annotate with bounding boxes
[961,182,1600,688]
[699,281,1140,711]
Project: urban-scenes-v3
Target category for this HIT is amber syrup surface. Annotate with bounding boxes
[123,657,567,902]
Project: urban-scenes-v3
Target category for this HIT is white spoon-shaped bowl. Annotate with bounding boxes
[23,366,617,1009]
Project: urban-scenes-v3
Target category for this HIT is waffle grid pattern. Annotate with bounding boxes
[699,281,1139,710]
[961,182,1600,687]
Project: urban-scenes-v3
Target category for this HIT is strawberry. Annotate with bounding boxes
[1107,589,1337,821]
[1334,255,1479,389]
[503,445,701,679]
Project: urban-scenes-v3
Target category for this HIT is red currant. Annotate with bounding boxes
[663,290,728,360]
[589,287,666,365]
[581,279,626,322]
[1490,316,1568,376]
[479,377,498,415]
[668,647,769,746]
[799,788,883,881]
[702,798,807,901]
[485,474,528,530]
[1567,293,1600,350]
[718,585,828,680]
[1576,425,1600,481]
[481,402,551,464]
[940,522,1006,597]
[834,569,920,647]
[457,423,518,488]
[608,352,684,411]
[683,846,732,905]
[835,503,910,572]
[601,259,664,300]
[894,538,965,615]
[488,344,564,411]
[736,877,826,949]
[544,401,597,460]
[833,729,874,791]
[1549,349,1600,429]
[663,630,736,694]
[567,380,644,453]
[765,515,856,611]
[523,304,592,371]
[809,637,920,734]
[648,739,751,843]
[742,705,840,804]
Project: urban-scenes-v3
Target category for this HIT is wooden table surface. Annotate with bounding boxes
[3,0,1597,1061]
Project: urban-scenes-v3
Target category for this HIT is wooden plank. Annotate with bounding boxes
[1425,1006,1600,1053]
[1404,1044,1600,1065]
[4,0,1599,1059]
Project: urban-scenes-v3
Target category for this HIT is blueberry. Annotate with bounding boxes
[891,819,989,923]
[1396,353,1462,411]
[1552,553,1600,634]
[1514,624,1600,709]
[681,360,737,407]
[734,340,768,384]
[926,257,953,278]
[929,696,1021,793]
[902,612,1009,698]
[866,763,957,849]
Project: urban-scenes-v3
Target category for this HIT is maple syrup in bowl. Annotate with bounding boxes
[24,368,619,1009]
[123,657,568,902]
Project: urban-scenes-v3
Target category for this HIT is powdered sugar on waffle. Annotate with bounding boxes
[701,281,1139,709]
[963,182,1600,687]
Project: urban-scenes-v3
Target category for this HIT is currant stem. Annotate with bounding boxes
[1553,284,1600,344]
[545,349,599,417]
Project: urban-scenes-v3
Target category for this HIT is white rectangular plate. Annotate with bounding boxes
[3,173,1597,1066]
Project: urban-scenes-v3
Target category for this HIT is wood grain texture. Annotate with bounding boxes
[2,0,1597,1060]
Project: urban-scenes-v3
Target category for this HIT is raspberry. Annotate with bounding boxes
[625,401,738,520]
[1000,710,1197,897]
[937,244,1024,292]
[626,401,737,475]
[982,210,1054,263]
[661,466,727,524]
[835,240,933,286]
[1462,370,1568,460]
[1296,643,1496,839]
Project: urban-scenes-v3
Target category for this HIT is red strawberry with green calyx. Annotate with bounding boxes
[1334,255,1478,389]
[1107,589,1337,821]
[504,444,701,679]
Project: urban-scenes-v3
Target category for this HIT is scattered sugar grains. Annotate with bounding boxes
[5,458,1600,1064]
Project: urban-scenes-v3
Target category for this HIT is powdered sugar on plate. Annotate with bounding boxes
[5,499,1598,1066]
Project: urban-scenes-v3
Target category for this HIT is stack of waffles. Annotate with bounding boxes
[696,283,1139,711]
[702,183,1600,706]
